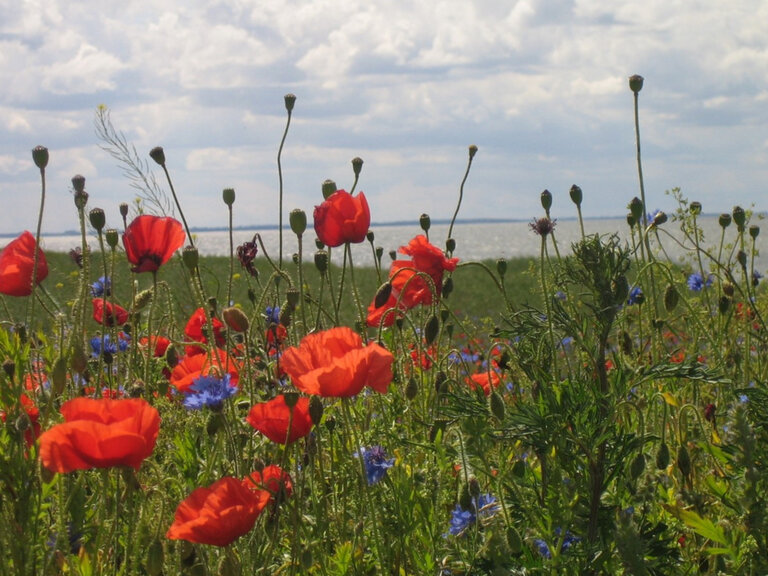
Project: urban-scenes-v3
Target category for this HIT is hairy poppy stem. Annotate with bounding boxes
[446,145,477,252]
[277,98,294,268]
[27,150,47,326]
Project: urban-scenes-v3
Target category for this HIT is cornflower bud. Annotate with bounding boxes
[496,258,507,277]
[749,225,760,239]
[628,197,644,223]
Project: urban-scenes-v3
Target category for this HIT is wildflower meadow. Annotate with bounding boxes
[2,76,768,575]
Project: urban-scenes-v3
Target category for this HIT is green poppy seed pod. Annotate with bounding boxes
[283,391,300,409]
[506,526,523,555]
[69,343,88,374]
[629,197,644,223]
[677,444,691,477]
[490,390,505,421]
[366,230,375,242]
[351,157,363,177]
[750,225,760,239]
[737,250,747,269]
[405,376,419,400]
[626,212,637,228]
[496,258,507,277]
[284,93,296,113]
[105,228,119,248]
[314,250,328,274]
[133,288,153,310]
[374,282,392,308]
[71,174,86,193]
[309,395,324,425]
[222,307,249,333]
[569,184,583,207]
[286,287,300,308]
[540,189,552,211]
[719,213,732,229]
[420,213,431,232]
[718,295,731,315]
[732,206,746,229]
[32,145,49,169]
[652,211,668,226]
[655,442,670,470]
[74,190,89,210]
[289,208,307,236]
[119,203,129,219]
[468,144,478,159]
[629,452,646,480]
[628,74,644,93]
[446,238,456,253]
[315,238,324,250]
[424,314,440,345]
[664,284,679,312]
[89,208,106,232]
[149,146,166,166]
[182,245,199,270]
[222,188,235,206]
[145,538,164,576]
[321,179,337,199]
[690,201,702,216]
[442,277,454,299]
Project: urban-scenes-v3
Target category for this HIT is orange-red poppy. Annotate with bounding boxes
[466,370,501,396]
[281,326,394,397]
[0,231,48,297]
[397,235,458,296]
[139,335,171,358]
[313,190,370,247]
[92,298,130,327]
[122,215,185,273]
[184,308,226,355]
[243,464,293,503]
[170,349,239,393]
[166,476,271,547]
[246,395,313,444]
[38,397,160,473]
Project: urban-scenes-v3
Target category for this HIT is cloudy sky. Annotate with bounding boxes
[2,0,767,237]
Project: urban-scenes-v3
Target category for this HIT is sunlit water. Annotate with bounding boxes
[33,217,768,272]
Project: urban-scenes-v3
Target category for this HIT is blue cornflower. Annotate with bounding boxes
[687,272,713,292]
[358,445,395,485]
[183,374,238,411]
[533,528,581,559]
[554,290,567,301]
[90,276,111,297]
[627,286,643,305]
[753,270,763,287]
[447,493,500,537]
[91,335,117,357]
[265,306,281,324]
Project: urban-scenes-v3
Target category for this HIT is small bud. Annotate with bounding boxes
[222,188,235,206]
[664,285,679,312]
[446,238,456,253]
[718,295,731,315]
[292,252,299,265]
[321,179,337,199]
[507,526,523,555]
[732,206,746,229]
[374,282,392,309]
[71,174,86,193]
[314,250,328,274]
[569,184,583,207]
[89,208,106,232]
[677,444,691,477]
[32,145,49,169]
[119,203,129,219]
[737,250,747,269]
[419,213,431,232]
[690,201,702,216]
[284,93,296,112]
[389,250,397,261]
[626,212,637,228]
[540,189,552,212]
[222,307,249,333]
[652,211,668,226]
[628,74,644,93]
[289,209,307,236]
[723,282,735,297]
[405,377,419,400]
[351,157,363,177]
[105,228,119,248]
[496,258,507,277]
[749,225,760,239]
[2,359,15,379]
[74,190,89,210]
[718,213,732,229]
[442,277,453,298]
[490,390,505,421]
[149,146,166,166]
[366,230,375,242]
[656,442,670,470]
[468,144,478,159]
[629,197,644,223]
[182,245,199,270]
[309,395,324,425]
[133,288,153,310]
[424,315,440,345]
[283,391,300,409]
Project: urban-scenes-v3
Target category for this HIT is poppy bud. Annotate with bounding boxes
[405,376,418,400]
[284,93,296,112]
[569,184,583,207]
[718,295,731,315]
[424,315,440,345]
[165,345,179,368]
[446,238,456,253]
[120,203,129,219]
[468,144,478,159]
[507,526,523,555]
[351,157,363,177]
[490,390,505,421]
[750,225,760,239]
[89,208,106,232]
[496,258,507,277]
[540,189,552,211]
[374,282,392,308]
[149,146,166,166]
[182,246,199,270]
[133,288,153,310]
[732,206,745,229]
[628,74,644,93]
[279,306,292,327]
[366,230,375,243]
[314,250,328,274]
[290,209,307,236]
[71,174,86,193]
[737,250,747,269]
[630,452,646,480]
[321,179,337,199]
[677,444,691,478]
[223,307,249,333]
[69,343,88,374]
[145,538,164,576]
[434,371,447,394]
[690,201,702,216]
[105,228,119,248]
[389,250,397,261]
[628,197,644,223]
[656,442,670,470]
[442,277,453,299]
[420,213,431,232]
[718,213,731,229]
[429,418,447,442]
[222,188,235,206]
[32,145,49,169]
[664,285,679,312]
[309,395,324,425]
[51,356,67,395]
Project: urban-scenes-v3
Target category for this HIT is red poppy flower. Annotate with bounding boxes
[38,397,160,473]
[398,235,458,296]
[0,394,41,447]
[166,476,271,547]
[281,326,394,397]
[170,349,239,393]
[243,465,293,502]
[139,335,171,358]
[0,231,48,296]
[246,395,313,444]
[313,190,370,247]
[122,215,185,274]
[466,370,501,396]
[92,298,130,327]
[184,307,226,355]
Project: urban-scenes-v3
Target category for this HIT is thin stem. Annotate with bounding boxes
[159,163,194,248]
[277,106,293,268]
[447,146,477,248]
[27,163,46,326]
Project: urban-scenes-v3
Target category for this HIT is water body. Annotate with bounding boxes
[33,217,767,272]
